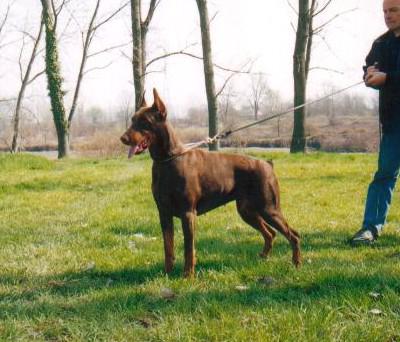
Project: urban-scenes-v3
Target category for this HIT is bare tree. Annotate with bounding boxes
[41,0,127,158]
[290,0,353,152]
[248,74,269,121]
[11,17,44,152]
[195,0,218,151]
[130,0,159,110]
[291,0,312,153]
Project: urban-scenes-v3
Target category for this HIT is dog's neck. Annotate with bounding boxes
[149,121,185,162]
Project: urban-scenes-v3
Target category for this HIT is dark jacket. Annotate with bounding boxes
[365,31,400,132]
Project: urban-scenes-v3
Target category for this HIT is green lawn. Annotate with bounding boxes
[0,151,399,341]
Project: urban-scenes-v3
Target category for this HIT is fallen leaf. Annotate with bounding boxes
[369,308,384,316]
[235,285,249,291]
[369,292,382,300]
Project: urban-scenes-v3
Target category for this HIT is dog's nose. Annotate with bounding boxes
[120,134,130,145]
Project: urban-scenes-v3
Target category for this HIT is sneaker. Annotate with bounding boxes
[350,228,379,245]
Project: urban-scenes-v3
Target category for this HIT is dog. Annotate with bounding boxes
[120,89,301,277]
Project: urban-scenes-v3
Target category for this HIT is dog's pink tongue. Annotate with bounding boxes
[128,145,138,159]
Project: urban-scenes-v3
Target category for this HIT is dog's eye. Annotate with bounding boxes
[134,118,151,131]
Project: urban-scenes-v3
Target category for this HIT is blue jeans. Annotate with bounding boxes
[362,130,400,234]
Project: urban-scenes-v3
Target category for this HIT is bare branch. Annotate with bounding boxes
[287,0,298,15]
[290,21,296,33]
[26,69,46,85]
[17,35,26,83]
[0,37,21,50]
[0,98,16,103]
[82,61,113,76]
[216,72,236,98]
[0,2,11,37]
[12,16,44,152]
[209,10,219,24]
[146,50,252,74]
[142,69,164,77]
[313,8,357,34]
[92,0,129,31]
[121,50,132,62]
[308,66,344,74]
[313,0,334,17]
[64,5,82,34]
[19,30,36,41]
[68,0,101,125]
[216,59,255,98]
[87,41,131,58]
[55,0,72,17]
[143,0,160,32]
[50,0,57,25]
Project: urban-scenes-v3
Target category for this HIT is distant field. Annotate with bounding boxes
[0,152,399,341]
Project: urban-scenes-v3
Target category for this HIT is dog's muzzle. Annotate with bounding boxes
[120,134,130,145]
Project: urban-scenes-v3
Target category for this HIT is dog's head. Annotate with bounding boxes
[120,88,167,158]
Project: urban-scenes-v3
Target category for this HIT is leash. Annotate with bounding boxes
[193,80,365,147]
[158,80,364,163]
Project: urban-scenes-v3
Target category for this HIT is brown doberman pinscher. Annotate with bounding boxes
[120,89,301,277]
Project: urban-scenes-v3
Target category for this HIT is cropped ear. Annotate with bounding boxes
[152,88,167,120]
[139,91,147,108]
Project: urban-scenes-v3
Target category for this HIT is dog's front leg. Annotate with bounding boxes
[181,211,196,278]
[159,212,175,274]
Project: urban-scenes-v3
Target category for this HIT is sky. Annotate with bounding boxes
[0,0,386,118]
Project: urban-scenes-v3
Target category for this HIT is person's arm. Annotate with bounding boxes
[364,41,385,89]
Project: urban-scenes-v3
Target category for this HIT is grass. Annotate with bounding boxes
[0,151,399,341]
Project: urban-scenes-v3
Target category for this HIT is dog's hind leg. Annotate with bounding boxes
[159,212,175,274]
[181,211,197,278]
[261,209,301,267]
[236,200,275,259]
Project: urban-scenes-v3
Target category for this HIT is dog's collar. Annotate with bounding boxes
[153,149,189,164]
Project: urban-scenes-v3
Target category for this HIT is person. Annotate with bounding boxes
[351,0,400,245]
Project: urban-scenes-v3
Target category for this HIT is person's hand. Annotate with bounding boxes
[366,65,379,74]
[365,71,386,87]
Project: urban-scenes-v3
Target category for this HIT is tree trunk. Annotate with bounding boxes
[11,19,44,153]
[131,0,145,111]
[41,0,69,158]
[291,0,310,153]
[196,0,219,151]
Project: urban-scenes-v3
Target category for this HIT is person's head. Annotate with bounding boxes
[383,0,400,35]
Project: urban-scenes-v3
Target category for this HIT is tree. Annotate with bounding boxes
[41,0,127,158]
[290,0,312,153]
[130,0,159,111]
[290,0,352,152]
[248,74,268,121]
[195,0,218,151]
[11,17,44,153]
[41,0,69,158]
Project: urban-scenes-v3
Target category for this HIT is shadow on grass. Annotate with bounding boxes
[0,268,399,323]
